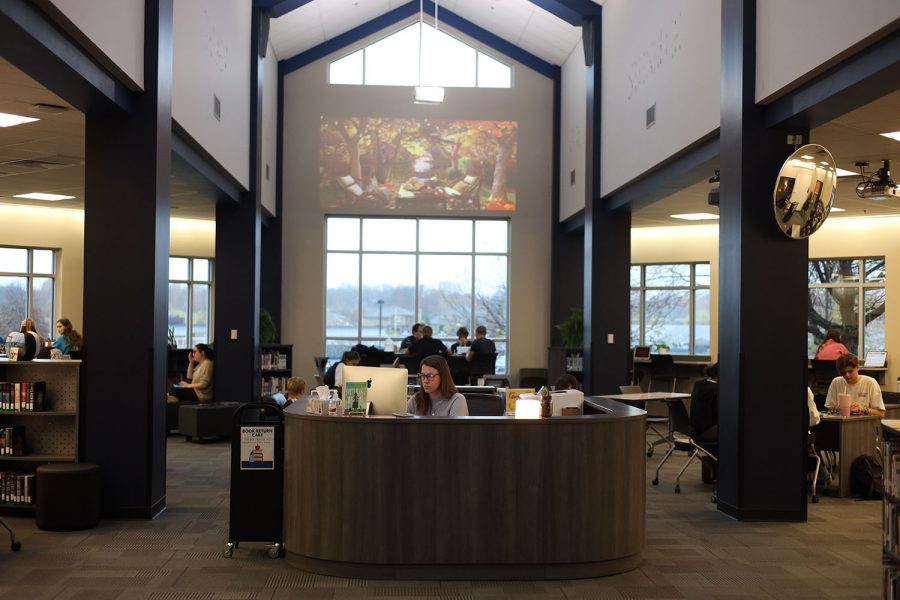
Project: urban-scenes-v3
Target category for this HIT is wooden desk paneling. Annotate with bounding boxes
[816,414,880,497]
[283,399,646,579]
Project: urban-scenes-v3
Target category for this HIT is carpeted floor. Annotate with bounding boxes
[0,435,881,599]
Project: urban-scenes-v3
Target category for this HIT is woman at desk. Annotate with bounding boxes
[408,355,468,417]
[51,318,82,355]
[815,328,849,360]
[824,353,885,418]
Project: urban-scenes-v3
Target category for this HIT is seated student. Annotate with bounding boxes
[323,350,360,389]
[20,318,44,347]
[175,344,215,403]
[815,328,849,360]
[690,363,719,484]
[449,327,469,354]
[271,376,307,408]
[408,325,448,358]
[399,323,424,352]
[466,325,496,361]
[407,355,468,417]
[554,373,580,391]
[807,386,821,427]
[51,318,83,356]
[825,353,885,417]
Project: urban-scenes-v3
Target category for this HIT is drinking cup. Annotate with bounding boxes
[838,393,851,417]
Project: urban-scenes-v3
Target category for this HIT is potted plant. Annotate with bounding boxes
[260,309,277,345]
[555,307,584,349]
[655,342,670,354]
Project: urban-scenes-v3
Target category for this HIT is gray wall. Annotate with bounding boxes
[279,19,553,384]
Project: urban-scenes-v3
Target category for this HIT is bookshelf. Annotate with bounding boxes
[260,344,292,396]
[882,420,900,597]
[0,358,81,516]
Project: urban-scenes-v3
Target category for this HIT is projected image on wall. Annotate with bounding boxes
[320,116,517,211]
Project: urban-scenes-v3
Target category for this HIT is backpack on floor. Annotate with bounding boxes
[851,454,883,500]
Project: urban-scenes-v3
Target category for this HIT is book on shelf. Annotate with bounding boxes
[0,426,26,456]
[0,381,46,411]
[261,376,288,395]
[0,471,35,505]
[261,351,288,371]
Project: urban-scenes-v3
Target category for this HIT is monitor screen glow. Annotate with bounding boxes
[863,350,887,368]
[341,366,409,415]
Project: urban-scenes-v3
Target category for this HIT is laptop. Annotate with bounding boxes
[863,350,887,368]
[633,346,651,361]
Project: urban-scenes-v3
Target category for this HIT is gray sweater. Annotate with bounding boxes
[407,392,468,416]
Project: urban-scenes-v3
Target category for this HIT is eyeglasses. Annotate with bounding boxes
[419,373,438,382]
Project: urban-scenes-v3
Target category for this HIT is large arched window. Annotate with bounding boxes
[328,23,512,89]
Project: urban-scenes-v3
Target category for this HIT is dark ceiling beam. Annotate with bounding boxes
[0,0,132,114]
[282,0,558,79]
[526,0,601,26]
[252,0,314,19]
[764,27,900,130]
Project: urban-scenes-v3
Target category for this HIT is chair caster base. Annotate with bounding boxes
[674,485,681,494]
[811,496,819,503]
[652,478,659,486]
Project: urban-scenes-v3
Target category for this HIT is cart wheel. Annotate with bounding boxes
[11,541,21,552]
[267,543,282,559]
[674,485,680,494]
[224,542,235,558]
[651,478,659,486]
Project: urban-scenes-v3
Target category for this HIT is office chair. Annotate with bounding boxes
[1,516,21,551]
[482,374,510,388]
[463,393,505,416]
[519,368,547,390]
[652,398,718,502]
[648,353,677,393]
[807,430,828,503]
[619,384,671,457]
[467,352,497,385]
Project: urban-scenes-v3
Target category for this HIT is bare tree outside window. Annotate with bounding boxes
[631,263,709,355]
[807,258,885,358]
[0,247,56,338]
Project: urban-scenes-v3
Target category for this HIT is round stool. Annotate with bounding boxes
[36,463,100,531]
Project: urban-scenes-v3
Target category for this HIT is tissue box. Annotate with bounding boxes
[550,389,584,416]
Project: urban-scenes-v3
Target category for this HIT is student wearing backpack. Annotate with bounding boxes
[824,353,885,418]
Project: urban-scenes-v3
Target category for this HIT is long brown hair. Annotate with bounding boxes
[57,318,83,350]
[412,355,457,415]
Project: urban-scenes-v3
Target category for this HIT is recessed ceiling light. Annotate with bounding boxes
[835,167,859,177]
[880,131,900,142]
[670,212,719,221]
[800,155,814,160]
[830,207,846,212]
[0,111,39,127]
[13,192,76,201]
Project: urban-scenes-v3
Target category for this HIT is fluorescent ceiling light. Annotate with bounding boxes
[0,111,39,128]
[880,131,900,142]
[800,155,814,160]
[13,192,76,201]
[670,212,719,221]
[830,207,846,212]
[835,167,859,177]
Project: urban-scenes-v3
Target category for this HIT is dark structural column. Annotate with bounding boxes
[82,0,172,518]
[717,0,808,521]
[581,12,630,395]
[214,8,269,401]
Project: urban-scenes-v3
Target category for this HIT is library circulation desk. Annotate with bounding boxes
[283,398,646,579]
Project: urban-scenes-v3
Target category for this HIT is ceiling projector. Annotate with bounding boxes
[856,160,898,200]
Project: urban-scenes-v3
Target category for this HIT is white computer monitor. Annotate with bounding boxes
[863,350,888,368]
[342,366,409,415]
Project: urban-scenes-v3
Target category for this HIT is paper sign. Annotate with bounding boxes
[240,426,275,470]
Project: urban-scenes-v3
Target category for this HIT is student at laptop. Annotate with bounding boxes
[824,353,885,418]
[466,325,496,361]
[814,328,849,360]
[399,323,424,352]
[408,355,468,417]
[409,325,449,358]
[450,327,469,354]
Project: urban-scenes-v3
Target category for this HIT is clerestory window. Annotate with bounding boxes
[328,22,512,89]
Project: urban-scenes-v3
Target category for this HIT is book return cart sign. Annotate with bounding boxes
[240,426,275,470]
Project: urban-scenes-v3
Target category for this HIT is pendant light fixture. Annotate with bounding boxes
[414,0,444,104]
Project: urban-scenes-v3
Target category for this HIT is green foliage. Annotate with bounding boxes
[260,309,277,345]
[555,307,584,349]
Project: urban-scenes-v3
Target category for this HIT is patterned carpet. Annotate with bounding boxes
[0,435,881,599]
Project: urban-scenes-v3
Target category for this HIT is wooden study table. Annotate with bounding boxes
[815,413,881,497]
[282,397,646,580]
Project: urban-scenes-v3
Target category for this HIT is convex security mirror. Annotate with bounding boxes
[773,144,837,239]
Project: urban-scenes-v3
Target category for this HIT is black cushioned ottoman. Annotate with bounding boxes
[179,402,240,441]
[36,463,100,531]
